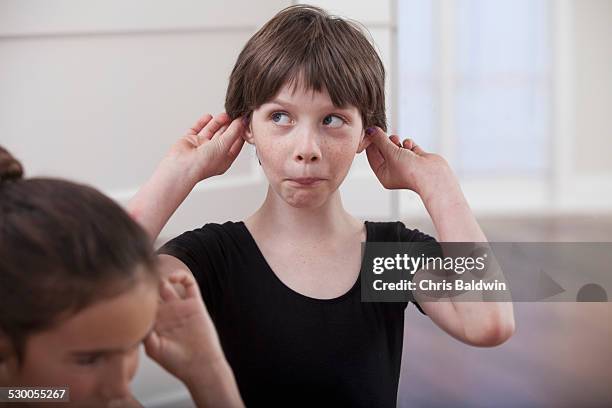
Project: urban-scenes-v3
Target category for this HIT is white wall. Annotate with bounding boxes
[0,0,295,242]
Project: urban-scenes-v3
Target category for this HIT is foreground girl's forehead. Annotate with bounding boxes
[68,328,153,356]
[41,284,158,355]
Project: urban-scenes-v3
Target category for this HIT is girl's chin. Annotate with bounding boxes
[281,189,331,209]
[286,200,322,209]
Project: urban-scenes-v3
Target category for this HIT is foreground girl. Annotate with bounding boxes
[0,147,243,407]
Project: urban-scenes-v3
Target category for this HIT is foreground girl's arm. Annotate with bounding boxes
[145,270,244,408]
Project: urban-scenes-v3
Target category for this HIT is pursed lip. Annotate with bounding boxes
[287,177,326,185]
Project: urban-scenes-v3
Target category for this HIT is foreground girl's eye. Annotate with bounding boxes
[271,112,292,125]
[75,354,103,366]
[322,115,344,129]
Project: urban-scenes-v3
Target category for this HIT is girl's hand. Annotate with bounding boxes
[166,113,246,183]
[144,270,225,385]
[365,127,455,199]
[128,113,246,241]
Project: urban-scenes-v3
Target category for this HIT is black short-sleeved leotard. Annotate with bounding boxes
[159,220,439,407]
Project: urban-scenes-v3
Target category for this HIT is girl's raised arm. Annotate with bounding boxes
[128,113,246,241]
[366,127,515,347]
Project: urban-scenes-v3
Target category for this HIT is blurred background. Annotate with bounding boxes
[1,0,610,406]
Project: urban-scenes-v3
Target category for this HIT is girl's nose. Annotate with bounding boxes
[296,151,320,162]
[293,129,322,163]
[99,357,135,402]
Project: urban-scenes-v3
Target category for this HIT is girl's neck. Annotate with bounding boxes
[246,185,360,240]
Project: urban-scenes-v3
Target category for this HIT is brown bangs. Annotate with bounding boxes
[225,5,387,131]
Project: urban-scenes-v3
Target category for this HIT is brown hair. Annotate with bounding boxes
[225,4,387,131]
[0,147,158,364]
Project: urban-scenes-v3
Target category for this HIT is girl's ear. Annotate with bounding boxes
[356,128,373,153]
[243,115,256,145]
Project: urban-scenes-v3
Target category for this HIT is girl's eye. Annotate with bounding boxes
[75,354,103,366]
[271,112,292,125]
[322,115,344,129]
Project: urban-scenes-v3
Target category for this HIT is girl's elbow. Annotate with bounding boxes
[484,318,515,347]
[466,314,516,347]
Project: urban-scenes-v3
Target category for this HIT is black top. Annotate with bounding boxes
[159,221,437,407]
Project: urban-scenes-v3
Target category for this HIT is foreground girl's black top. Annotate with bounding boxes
[159,221,436,407]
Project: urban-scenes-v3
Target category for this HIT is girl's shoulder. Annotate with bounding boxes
[165,220,245,243]
[157,220,247,264]
[365,220,437,242]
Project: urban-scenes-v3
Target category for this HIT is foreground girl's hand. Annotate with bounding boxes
[365,127,457,201]
[145,271,244,407]
[144,271,223,380]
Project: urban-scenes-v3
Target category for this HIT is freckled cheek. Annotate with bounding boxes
[258,141,289,171]
[42,367,97,401]
[18,343,74,387]
[66,374,98,401]
[255,131,357,176]
[326,143,357,173]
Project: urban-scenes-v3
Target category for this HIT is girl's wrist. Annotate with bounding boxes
[158,153,205,189]
[415,165,461,206]
[184,357,245,408]
[129,153,203,240]
[183,355,232,390]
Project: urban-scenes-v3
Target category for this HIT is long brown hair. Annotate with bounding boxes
[225,4,387,131]
[0,146,158,363]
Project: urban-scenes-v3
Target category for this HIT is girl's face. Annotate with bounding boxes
[8,277,158,406]
[246,83,372,208]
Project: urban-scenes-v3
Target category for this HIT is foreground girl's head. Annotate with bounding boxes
[0,147,159,406]
[225,5,385,208]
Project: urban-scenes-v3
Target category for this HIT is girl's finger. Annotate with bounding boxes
[198,113,230,142]
[366,127,398,158]
[402,138,414,150]
[159,279,180,302]
[143,331,160,359]
[403,138,426,155]
[168,270,201,299]
[188,113,213,136]
[219,116,247,151]
[365,143,385,173]
[411,144,426,155]
[228,135,246,159]
[215,125,229,138]
[389,135,401,147]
